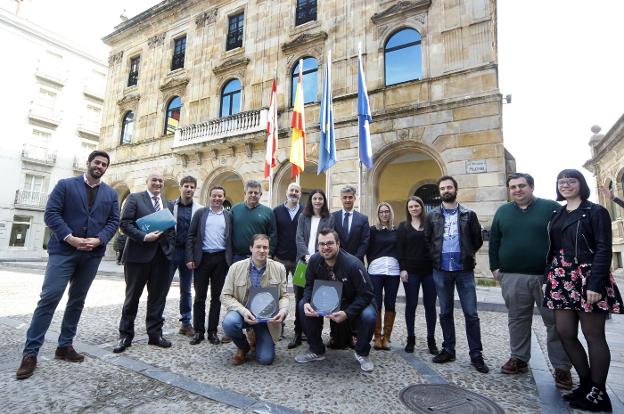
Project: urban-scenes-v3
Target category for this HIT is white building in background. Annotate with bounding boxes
[0,6,107,259]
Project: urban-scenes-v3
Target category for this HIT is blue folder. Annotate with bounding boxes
[136,208,176,233]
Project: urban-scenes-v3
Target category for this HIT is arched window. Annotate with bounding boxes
[291,57,318,106]
[220,79,241,117]
[120,111,134,145]
[164,96,181,134]
[384,28,422,86]
[414,184,441,213]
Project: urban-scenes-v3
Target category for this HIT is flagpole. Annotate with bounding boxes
[357,42,362,202]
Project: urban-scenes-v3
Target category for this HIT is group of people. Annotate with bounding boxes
[14,150,623,412]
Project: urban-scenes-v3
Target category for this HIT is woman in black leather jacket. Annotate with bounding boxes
[544,169,623,412]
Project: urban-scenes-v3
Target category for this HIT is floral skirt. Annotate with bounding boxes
[543,253,623,313]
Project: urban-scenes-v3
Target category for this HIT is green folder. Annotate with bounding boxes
[293,262,307,287]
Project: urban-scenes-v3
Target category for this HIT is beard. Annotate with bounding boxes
[88,166,103,179]
[441,192,456,202]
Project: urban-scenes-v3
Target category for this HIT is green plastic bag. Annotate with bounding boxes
[293,262,307,287]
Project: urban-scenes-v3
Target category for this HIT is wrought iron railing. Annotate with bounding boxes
[14,190,48,209]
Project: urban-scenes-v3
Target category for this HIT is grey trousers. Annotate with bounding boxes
[500,272,571,370]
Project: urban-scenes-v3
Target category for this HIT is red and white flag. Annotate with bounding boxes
[264,76,278,178]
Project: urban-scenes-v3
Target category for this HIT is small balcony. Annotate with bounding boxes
[22,144,57,166]
[28,103,62,126]
[14,190,48,211]
[172,108,267,148]
[73,156,86,172]
[77,119,101,138]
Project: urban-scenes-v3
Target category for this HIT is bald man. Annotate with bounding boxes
[114,172,176,353]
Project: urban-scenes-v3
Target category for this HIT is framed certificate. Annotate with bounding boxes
[246,287,279,322]
[311,280,342,316]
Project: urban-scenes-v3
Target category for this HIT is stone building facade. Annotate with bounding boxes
[100,0,513,275]
[585,117,624,270]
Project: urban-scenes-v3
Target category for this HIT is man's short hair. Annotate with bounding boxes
[245,180,262,192]
[436,175,458,190]
[340,185,357,196]
[506,173,534,188]
[209,185,226,196]
[250,233,270,247]
[179,176,197,187]
[87,150,110,164]
[318,228,339,242]
[287,183,301,191]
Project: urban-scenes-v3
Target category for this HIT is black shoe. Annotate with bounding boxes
[404,336,415,353]
[288,333,302,349]
[113,337,132,353]
[207,332,221,345]
[427,337,439,355]
[148,336,172,348]
[570,386,612,412]
[190,333,204,345]
[432,349,456,363]
[471,356,490,373]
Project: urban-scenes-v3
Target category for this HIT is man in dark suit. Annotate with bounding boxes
[332,185,370,262]
[185,185,232,345]
[113,172,176,353]
[16,151,119,380]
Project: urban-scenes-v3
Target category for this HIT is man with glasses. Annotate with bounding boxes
[489,173,572,388]
[295,229,377,372]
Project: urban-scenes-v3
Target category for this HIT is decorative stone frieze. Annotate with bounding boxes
[212,56,250,75]
[195,7,218,27]
[148,32,166,48]
[371,1,431,24]
[281,31,328,54]
[108,51,124,66]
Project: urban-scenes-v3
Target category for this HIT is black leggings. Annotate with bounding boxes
[553,309,610,388]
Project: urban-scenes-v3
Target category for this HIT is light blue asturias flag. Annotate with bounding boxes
[357,46,373,169]
[318,51,336,174]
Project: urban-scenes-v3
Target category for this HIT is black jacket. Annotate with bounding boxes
[547,200,612,293]
[332,210,370,261]
[424,204,483,270]
[303,249,375,320]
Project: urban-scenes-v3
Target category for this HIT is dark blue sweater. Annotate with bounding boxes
[273,204,302,261]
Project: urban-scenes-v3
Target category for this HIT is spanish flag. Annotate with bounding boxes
[289,60,306,179]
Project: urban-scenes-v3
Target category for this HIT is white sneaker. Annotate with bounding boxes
[354,352,374,372]
[295,351,325,364]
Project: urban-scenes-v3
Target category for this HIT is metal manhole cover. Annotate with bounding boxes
[399,384,505,413]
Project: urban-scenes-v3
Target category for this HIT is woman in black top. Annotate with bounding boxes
[397,196,438,354]
[544,169,623,412]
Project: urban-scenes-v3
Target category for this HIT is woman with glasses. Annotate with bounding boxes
[367,202,400,350]
[293,189,334,348]
[397,196,438,354]
[544,169,623,412]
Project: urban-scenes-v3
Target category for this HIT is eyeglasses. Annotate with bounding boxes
[557,179,578,187]
[379,210,391,215]
[318,241,336,247]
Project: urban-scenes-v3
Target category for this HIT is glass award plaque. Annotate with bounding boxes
[311,280,342,316]
[246,287,279,322]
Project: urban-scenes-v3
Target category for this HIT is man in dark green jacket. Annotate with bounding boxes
[489,173,572,388]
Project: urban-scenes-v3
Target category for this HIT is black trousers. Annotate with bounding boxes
[193,251,228,335]
[119,249,172,340]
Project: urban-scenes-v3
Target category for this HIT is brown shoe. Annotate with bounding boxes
[16,355,37,380]
[232,347,249,365]
[178,324,194,337]
[554,368,573,390]
[221,335,232,344]
[500,357,528,374]
[55,345,85,362]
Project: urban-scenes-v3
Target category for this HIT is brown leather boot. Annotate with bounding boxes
[232,347,249,365]
[247,328,256,352]
[381,311,396,350]
[16,355,37,380]
[373,312,383,350]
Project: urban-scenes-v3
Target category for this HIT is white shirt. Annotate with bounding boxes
[368,256,400,276]
[307,216,321,256]
[146,190,163,211]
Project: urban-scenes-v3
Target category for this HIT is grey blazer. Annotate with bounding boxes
[185,207,233,266]
[295,214,335,261]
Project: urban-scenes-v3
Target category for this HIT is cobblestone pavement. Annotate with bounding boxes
[0,267,622,414]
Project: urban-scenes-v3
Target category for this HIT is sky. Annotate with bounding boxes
[7,0,624,200]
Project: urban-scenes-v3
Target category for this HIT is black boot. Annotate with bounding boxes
[288,332,302,349]
[404,336,415,353]
[427,337,439,355]
[563,377,590,402]
[570,385,612,412]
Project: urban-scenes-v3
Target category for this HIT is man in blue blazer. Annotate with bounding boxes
[332,185,370,262]
[16,151,120,380]
[113,172,176,353]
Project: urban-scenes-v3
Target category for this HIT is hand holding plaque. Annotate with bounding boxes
[311,280,342,317]
[246,287,279,323]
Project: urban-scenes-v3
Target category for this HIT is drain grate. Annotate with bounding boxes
[399,384,505,413]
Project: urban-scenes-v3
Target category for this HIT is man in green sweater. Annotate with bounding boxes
[489,173,572,389]
[231,180,277,263]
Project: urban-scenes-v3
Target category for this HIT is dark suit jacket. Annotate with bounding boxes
[45,175,119,257]
[185,207,233,266]
[332,210,370,261]
[120,191,175,263]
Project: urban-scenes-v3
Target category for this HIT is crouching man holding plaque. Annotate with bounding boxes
[295,229,377,372]
[220,234,288,365]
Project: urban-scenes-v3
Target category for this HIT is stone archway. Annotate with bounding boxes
[112,182,130,210]
[201,169,244,209]
[163,178,179,202]
[272,161,326,207]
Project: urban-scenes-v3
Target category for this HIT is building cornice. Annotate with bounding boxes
[371,0,432,24]
[281,31,328,53]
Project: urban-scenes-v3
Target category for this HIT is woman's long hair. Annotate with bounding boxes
[375,201,396,230]
[404,196,426,229]
[303,189,330,218]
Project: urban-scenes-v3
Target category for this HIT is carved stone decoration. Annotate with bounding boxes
[244,143,253,158]
[159,76,190,93]
[195,7,218,27]
[116,93,140,110]
[148,32,166,48]
[196,151,203,166]
[209,149,218,160]
[178,154,189,167]
[108,51,124,66]
[281,31,328,53]
[371,1,432,24]
[213,57,250,75]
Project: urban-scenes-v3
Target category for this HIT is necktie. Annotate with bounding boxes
[153,196,161,211]
[343,212,350,237]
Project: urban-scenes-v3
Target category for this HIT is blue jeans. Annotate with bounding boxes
[23,252,102,356]
[169,246,193,325]
[432,270,483,359]
[403,272,437,338]
[370,275,400,312]
[222,311,275,365]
